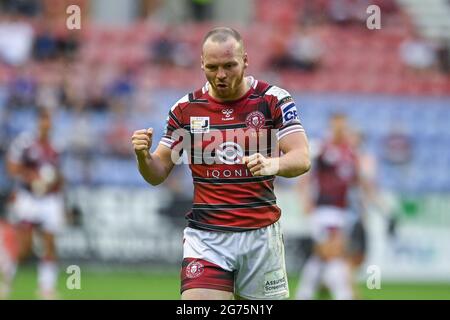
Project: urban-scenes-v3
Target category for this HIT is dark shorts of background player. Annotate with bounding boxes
[347,217,367,256]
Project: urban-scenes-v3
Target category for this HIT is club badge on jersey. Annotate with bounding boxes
[245,111,265,130]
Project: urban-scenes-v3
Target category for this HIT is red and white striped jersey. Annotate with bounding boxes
[7,132,61,195]
[314,140,359,209]
[159,76,305,232]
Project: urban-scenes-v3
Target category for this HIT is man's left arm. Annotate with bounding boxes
[243,131,310,178]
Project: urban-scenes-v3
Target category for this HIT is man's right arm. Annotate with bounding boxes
[132,128,176,186]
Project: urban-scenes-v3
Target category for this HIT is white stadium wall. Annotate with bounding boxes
[58,186,450,282]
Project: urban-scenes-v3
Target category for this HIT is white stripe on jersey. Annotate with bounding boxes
[161,136,174,143]
[277,125,305,140]
[170,94,189,112]
[159,140,173,148]
[265,85,290,101]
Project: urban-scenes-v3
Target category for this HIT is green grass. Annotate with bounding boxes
[7,265,450,300]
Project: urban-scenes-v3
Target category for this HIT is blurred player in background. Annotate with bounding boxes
[132,27,310,300]
[296,113,359,300]
[345,128,376,298]
[0,192,18,299]
[4,107,65,299]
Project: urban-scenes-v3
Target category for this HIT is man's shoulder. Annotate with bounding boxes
[169,86,208,112]
[262,84,292,101]
[250,79,292,106]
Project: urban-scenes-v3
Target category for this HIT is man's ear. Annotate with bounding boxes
[243,52,249,68]
[200,56,204,70]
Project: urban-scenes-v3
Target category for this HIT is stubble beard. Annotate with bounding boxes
[213,70,246,100]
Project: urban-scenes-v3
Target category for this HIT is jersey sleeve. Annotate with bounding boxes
[267,86,305,140]
[159,94,188,150]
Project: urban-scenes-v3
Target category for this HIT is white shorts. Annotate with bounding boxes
[10,190,65,234]
[182,221,289,300]
[310,206,350,243]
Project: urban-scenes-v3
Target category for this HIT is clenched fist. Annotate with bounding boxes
[131,128,153,157]
[242,153,279,176]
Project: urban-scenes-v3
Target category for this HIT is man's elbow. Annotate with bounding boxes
[296,158,311,176]
[282,157,311,178]
[147,179,163,186]
[139,171,166,186]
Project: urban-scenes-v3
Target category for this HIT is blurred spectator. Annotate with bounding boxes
[436,40,450,74]
[105,115,133,158]
[140,0,163,18]
[33,26,79,62]
[300,0,329,26]
[0,14,34,66]
[327,0,370,26]
[381,126,412,166]
[149,28,194,68]
[86,88,109,112]
[6,66,36,109]
[0,0,41,16]
[84,67,110,112]
[325,0,399,27]
[287,26,324,72]
[32,28,58,61]
[372,0,398,14]
[267,27,324,72]
[188,0,213,22]
[59,76,83,111]
[399,34,438,72]
[56,32,79,61]
[151,32,176,66]
[108,66,136,100]
[35,71,60,111]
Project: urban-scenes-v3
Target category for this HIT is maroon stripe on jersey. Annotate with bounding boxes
[193,199,276,210]
[193,179,276,205]
[187,220,259,232]
[187,205,281,231]
[193,175,274,184]
[181,258,234,294]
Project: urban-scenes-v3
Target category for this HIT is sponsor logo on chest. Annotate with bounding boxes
[190,117,210,133]
[221,108,234,121]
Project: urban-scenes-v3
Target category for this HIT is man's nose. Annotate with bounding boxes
[217,67,226,79]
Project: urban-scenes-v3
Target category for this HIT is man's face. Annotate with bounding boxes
[39,113,52,137]
[331,115,348,140]
[201,38,248,100]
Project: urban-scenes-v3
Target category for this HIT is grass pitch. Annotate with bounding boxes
[6,265,450,300]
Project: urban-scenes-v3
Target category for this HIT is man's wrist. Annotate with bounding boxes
[268,157,281,176]
[136,150,151,163]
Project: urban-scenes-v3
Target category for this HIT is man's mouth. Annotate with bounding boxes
[217,83,228,89]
